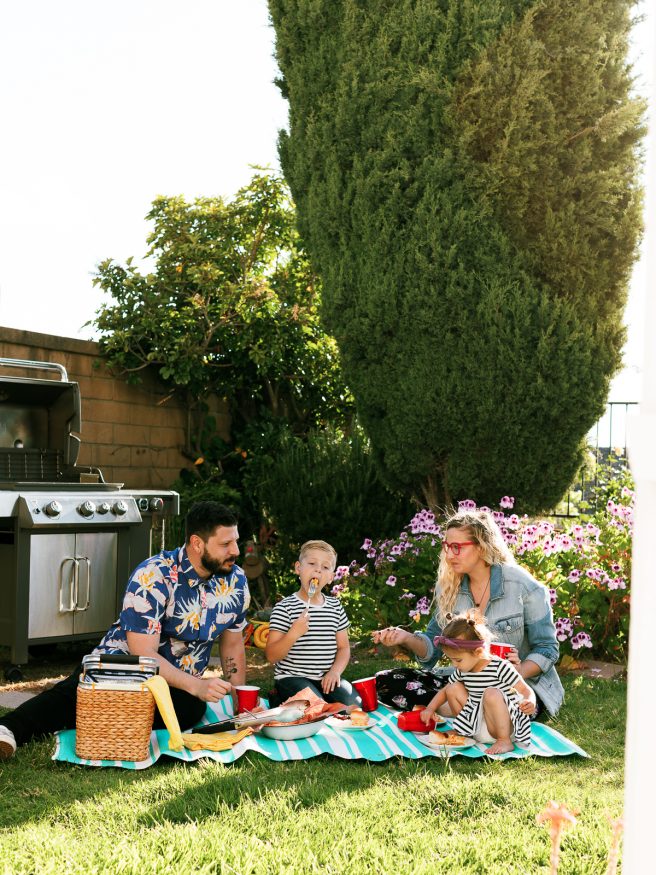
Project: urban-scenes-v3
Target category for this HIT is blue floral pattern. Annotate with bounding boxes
[95,546,249,675]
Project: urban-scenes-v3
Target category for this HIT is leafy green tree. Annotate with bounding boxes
[269,0,644,511]
[92,171,353,467]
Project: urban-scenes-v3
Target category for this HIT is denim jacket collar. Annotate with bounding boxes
[462,564,504,603]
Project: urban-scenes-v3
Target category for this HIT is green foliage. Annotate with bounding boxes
[269,0,645,512]
[165,476,242,549]
[91,171,354,459]
[336,460,633,661]
[254,428,413,567]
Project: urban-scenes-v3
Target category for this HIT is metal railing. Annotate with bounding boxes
[554,401,638,517]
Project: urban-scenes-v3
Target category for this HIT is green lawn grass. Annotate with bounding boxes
[0,656,625,875]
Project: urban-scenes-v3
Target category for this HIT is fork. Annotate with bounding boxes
[305,578,319,616]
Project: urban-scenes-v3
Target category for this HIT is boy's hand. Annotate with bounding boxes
[321,670,340,694]
[420,707,435,725]
[290,613,310,639]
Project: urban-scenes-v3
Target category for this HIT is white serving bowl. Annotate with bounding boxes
[259,718,326,740]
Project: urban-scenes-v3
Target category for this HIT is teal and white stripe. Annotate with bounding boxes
[53,701,587,769]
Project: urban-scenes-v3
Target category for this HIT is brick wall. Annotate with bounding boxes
[0,327,230,489]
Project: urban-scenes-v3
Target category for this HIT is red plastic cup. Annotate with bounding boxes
[235,685,260,712]
[397,711,437,732]
[490,642,514,660]
[353,676,378,712]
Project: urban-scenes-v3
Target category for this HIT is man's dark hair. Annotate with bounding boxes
[185,502,238,542]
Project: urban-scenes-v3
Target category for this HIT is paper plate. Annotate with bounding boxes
[325,716,375,732]
[417,733,475,752]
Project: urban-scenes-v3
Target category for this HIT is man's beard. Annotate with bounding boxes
[201,549,235,577]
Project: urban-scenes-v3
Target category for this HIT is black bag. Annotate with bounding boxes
[374,667,448,711]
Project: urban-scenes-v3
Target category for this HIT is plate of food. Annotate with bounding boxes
[325,710,375,732]
[417,729,475,752]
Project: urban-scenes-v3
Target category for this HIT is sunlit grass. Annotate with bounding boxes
[0,667,625,875]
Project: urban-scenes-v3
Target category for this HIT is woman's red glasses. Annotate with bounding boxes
[442,541,476,556]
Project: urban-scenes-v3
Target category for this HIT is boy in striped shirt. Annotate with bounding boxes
[265,540,360,707]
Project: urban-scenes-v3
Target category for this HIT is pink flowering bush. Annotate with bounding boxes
[335,462,633,662]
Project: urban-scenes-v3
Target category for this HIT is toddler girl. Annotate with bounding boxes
[420,611,536,754]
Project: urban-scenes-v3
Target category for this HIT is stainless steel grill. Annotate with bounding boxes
[0,357,180,680]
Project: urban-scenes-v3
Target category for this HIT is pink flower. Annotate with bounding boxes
[568,569,581,583]
[556,617,573,641]
[361,538,372,550]
[334,565,349,580]
[549,588,557,606]
[571,631,593,650]
[385,575,397,586]
[500,496,515,509]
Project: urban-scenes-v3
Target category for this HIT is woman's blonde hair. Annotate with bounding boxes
[434,510,515,622]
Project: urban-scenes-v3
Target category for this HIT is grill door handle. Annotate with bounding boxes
[58,558,77,613]
[75,557,91,611]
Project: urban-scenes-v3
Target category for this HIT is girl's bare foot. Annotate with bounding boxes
[486,738,514,755]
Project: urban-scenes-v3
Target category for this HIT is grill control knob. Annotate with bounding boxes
[149,497,164,512]
[113,500,128,516]
[78,500,96,518]
[97,502,110,515]
[44,500,62,518]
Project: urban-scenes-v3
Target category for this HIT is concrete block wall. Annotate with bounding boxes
[0,327,229,489]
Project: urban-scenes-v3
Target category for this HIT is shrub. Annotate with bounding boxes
[255,428,413,569]
[336,463,633,661]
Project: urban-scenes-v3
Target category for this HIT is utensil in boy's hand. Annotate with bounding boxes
[305,577,319,616]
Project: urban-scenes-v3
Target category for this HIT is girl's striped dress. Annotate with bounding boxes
[448,655,531,747]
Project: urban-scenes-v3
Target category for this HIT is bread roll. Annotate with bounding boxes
[350,709,369,726]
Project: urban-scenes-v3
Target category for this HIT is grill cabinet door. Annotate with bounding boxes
[72,532,118,635]
[28,533,77,638]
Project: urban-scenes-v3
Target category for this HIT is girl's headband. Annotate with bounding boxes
[434,635,485,650]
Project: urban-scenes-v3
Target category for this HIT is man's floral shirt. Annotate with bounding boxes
[95,546,250,676]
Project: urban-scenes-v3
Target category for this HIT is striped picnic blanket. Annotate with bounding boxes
[53,699,587,769]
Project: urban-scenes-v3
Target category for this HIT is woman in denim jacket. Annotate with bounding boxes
[373,510,564,717]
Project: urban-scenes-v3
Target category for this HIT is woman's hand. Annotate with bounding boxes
[372,626,412,647]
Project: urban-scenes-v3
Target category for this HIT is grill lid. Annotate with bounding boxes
[0,357,82,482]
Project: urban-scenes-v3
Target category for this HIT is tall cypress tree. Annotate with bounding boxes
[268,0,644,510]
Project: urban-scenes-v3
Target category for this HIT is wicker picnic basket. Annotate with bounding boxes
[75,654,159,762]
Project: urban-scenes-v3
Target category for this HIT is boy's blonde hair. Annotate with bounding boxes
[298,539,337,568]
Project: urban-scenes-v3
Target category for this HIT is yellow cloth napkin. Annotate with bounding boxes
[144,675,184,751]
[181,727,253,751]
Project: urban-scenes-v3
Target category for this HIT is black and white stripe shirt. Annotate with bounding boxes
[269,593,350,679]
